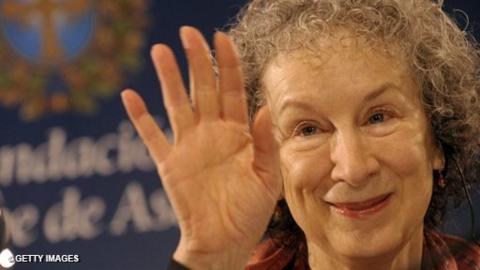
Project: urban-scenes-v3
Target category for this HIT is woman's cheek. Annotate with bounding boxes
[280,145,332,234]
[373,128,433,179]
[280,145,331,191]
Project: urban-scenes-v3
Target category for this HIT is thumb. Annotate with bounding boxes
[252,106,281,195]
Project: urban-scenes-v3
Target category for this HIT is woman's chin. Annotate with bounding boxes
[314,223,409,259]
[331,235,399,259]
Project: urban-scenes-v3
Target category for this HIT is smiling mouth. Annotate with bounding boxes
[328,194,392,218]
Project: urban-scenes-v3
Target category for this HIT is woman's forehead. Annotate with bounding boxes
[264,38,409,86]
[261,38,420,112]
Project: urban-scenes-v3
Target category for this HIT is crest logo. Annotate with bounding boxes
[0,0,148,120]
[1,0,94,64]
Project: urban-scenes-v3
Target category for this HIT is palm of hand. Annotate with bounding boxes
[161,121,278,252]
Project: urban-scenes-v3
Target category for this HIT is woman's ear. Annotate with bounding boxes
[432,143,445,171]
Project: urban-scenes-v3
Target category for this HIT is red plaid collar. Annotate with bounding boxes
[246,230,480,270]
[422,230,480,270]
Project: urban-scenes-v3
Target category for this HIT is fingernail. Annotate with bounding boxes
[120,89,132,106]
[151,43,166,59]
[179,26,191,49]
[121,89,143,119]
[213,31,225,47]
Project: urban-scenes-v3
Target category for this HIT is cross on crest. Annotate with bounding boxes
[0,0,90,64]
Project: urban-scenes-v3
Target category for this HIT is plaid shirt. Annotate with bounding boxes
[246,230,480,270]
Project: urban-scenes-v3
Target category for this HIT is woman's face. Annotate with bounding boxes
[263,40,444,259]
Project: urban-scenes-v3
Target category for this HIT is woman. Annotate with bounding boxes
[121,0,480,269]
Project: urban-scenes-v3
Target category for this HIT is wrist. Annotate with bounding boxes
[173,242,250,270]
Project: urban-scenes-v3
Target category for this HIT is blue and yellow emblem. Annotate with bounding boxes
[0,0,148,120]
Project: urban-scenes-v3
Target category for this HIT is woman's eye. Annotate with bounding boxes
[301,126,318,136]
[368,111,390,124]
[293,123,319,137]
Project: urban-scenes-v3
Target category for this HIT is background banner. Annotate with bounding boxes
[0,1,478,269]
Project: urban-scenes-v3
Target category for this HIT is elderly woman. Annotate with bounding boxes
[121,0,480,269]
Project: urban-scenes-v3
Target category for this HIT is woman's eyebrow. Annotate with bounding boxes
[363,83,399,102]
[278,98,317,116]
[278,83,399,113]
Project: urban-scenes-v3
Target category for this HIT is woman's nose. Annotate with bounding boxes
[329,130,378,187]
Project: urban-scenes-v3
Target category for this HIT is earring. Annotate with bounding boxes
[437,171,446,188]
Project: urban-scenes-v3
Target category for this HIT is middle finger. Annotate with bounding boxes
[180,26,220,121]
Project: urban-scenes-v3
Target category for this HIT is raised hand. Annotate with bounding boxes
[121,26,282,269]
